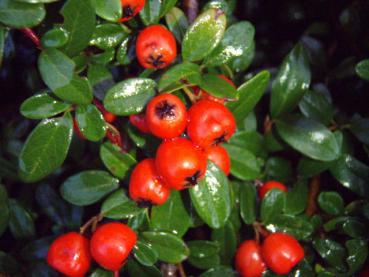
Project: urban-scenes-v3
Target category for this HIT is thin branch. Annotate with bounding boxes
[177,263,187,277]
[263,115,273,134]
[80,213,103,235]
[184,0,199,24]
[305,175,321,216]
[20,28,40,48]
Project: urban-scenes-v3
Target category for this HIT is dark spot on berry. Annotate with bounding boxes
[146,54,165,68]
[137,199,152,208]
[185,170,202,187]
[122,5,134,18]
[155,100,176,119]
[213,133,227,145]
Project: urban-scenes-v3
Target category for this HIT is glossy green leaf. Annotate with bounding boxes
[104,78,156,116]
[199,266,236,277]
[227,131,266,157]
[205,21,254,66]
[75,104,106,141]
[239,182,257,224]
[140,231,189,263]
[299,90,334,125]
[90,268,113,277]
[270,44,311,118]
[318,191,344,216]
[342,218,366,238]
[101,189,143,219]
[267,214,314,240]
[346,239,368,272]
[355,59,369,81]
[151,190,192,237]
[139,0,161,25]
[90,23,129,49]
[182,8,226,62]
[297,157,330,178]
[284,180,308,215]
[199,74,237,99]
[313,238,347,272]
[0,185,9,236]
[158,62,201,90]
[211,221,237,265]
[230,39,255,72]
[126,259,161,277]
[159,0,178,17]
[90,48,115,64]
[8,199,35,239]
[188,240,220,270]
[264,156,293,182]
[41,27,69,48]
[261,189,286,224]
[93,0,121,22]
[54,75,93,104]
[19,115,73,182]
[38,48,75,91]
[165,7,188,42]
[276,115,340,161]
[116,38,130,65]
[134,241,158,267]
[226,70,270,125]
[189,162,232,228]
[0,0,45,28]
[61,170,119,206]
[349,115,369,145]
[61,0,96,57]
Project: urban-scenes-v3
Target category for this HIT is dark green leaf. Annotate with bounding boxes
[284,180,308,215]
[297,157,330,178]
[264,156,293,182]
[346,239,368,272]
[93,0,121,22]
[165,7,188,43]
[260,189,285,224]
[230,40,255,72]
[54,75,93,104]
[134,240,158,267]
[104,78,156,116]
[8,199,35,239]
[267,214,314,240]
[299,90,334,125]
[355,59,369,81]
[188,240,220,270]
[199,74,237,99]
[0,185,9,236]
[126,259,161,277]
[318,191,344,216]
[90,23,129,49]
[342,218,366,238]
[199,266,236,277]
[75,104,106,141]
[158,62,201,90]
[313,238,347,272]
[159,0,178,17]
[41,27,69,48]
[227,131,266,157]
[239,182,257,224]
[139,0,161,25]
[323,216,350,232]
[116,38,130,65]
[90,48,115,64]
[19,115,73,182]
[211,221,237,265]
[349,115,369,145]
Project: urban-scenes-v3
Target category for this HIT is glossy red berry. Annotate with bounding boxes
[136,25,177,69]
[258,180,287,199]
[90,222,137,271]
[47,232,91,277]
[262,232,304,275]
[129,113,150,134]
[119,0,145,22]
[205,145,230,175]
[155,138,207,190]
[93,99,117,123]
[145,93,187,139]
[187,100,236,149]
[199,74,236,104]
[235,240,266,277]
[129,158,170,205]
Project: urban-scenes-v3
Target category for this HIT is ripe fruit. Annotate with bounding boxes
[197,74,236,104]
[136,25,177,69]
[205,145,230,175]
[129,158,170,205]
[187,100,236,149]
[119,0,145,22]
[262,233,304,275]
[90,222,137,271]
[47,232,91,277]
[258,180,288,199]
[129,113,150,133]
[146,93,187,139]
[235,240,266,277]
[93,99,117,123]
[155,138,207,190]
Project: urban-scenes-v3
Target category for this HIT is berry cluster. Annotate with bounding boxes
[47,222,137,276]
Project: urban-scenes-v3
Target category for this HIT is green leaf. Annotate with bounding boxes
[284,180,308,215]
[189,162,232,229]
[165,7,188,43]
[90,48,115,64]
[188,240,220,270]
[342,218,366,238]
[199,266,236,277]
[0,27,5,67]
[267,214,314,240]
[318,191,344,216]
[101,189,143,219]
[182,8,226,62]
[134,241,158,267]
[329,155,369,198]
[8,199,35,239]
[126,259,162,277]
[151,190,192,237]
[205,21,255,67]
[116,38,130,65]
[90,268,114,277]
[41,27,69,49]
[20,92,71,119]
[270,44,311,118]
[104,78,156,116]
[38,48,75,91]
[61,0,96,57]
[239,182,257,224]
[297,157,330,178]
[223,144,261,180]
[139,0,161,25]
[349,115,369,145]
[90,23,129,49]
[227,131,266,157]
[313,238,347,272]
[158,62,201,91]
[211,221,237,265]
[159,0,178,17]
[276,115,340,161]
[93,0,121,22]
[226,70,270,125]
[54,75,93,104]
[346,239,368,273]
[260,189,286,224]
[0,185,9,236]
[140,231,189,263]
[100,142,136,179]
[19,115,73,183]
[75,104,106,141]
[0,0,45,28]
[230,40,255,72]
[355,59,369,81]
[264,156,293,182]
[199,74,237,99]
[60,170,119,206]
[299,90,334,125]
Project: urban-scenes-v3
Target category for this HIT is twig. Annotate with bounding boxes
[253,222,270,239]
[80,213,103,235]
[182,86,198,103]
[184,0,199,23]
[263,115,273,134]
[20,28,40,48]
[177,263,187,277]
[305,175,321,216]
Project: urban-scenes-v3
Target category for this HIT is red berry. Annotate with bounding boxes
[258,180,287,199]
[187,100,236,149]
[136,25,177,69]
[155,138,207,190]
[205,145,230,175]
[129,113,150,134]
[129,158,170,205]
[262,233,304,275]
[47,232,91,277]
[145,93,187,139]
[119,0,145,22]
[235,240,266,277]
[90,222,137,271]
[199,74,236,104]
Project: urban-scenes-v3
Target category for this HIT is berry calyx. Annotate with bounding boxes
[47,232,91,277]
[235,240,266,277]
[262,232,304,275]
[90,222,137,271]
[155,138,207,190]
[258,180,287,199]
[205,145,230,175]
[146,93,187,139]
[136,25,177,69]
[119,0,145,22]
[129,158,170,205]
